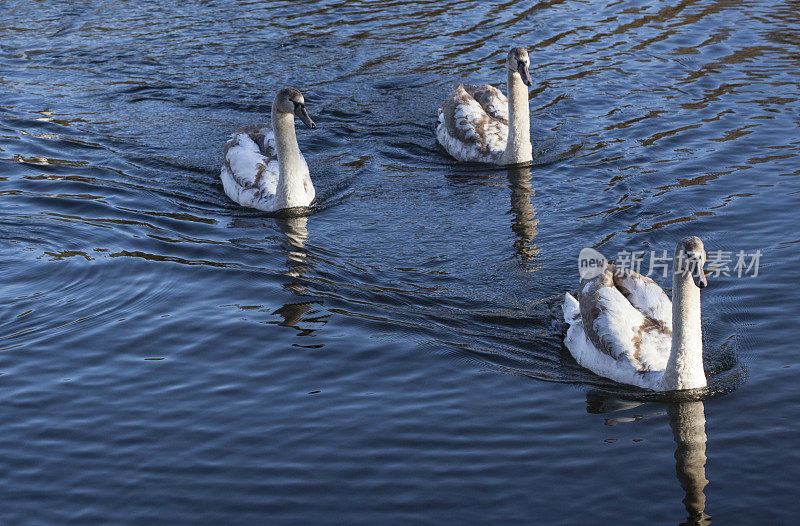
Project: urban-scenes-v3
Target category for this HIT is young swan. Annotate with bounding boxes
[436,47,533,165]
[221,88,316,212]
[562,236,709,392]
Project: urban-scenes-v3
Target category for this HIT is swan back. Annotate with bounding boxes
[612,268,672,325]
[577,266,672,373]
[437,84,509,163]
[221,125,280,211]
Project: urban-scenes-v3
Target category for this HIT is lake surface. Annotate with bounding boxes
[1,0,798,523]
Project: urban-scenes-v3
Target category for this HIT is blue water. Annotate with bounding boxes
[1,0,798,523]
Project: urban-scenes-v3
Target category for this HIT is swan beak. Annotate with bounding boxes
[518,62,532,87]
[694,269,708,289]
[294,103,316,129]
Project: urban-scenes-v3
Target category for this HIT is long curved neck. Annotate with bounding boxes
[501,69,532,165]
[272,109,305,210]
[660,271,706,390]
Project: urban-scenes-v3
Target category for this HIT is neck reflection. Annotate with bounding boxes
[276,216,311,284]
[273,216,328,336]
[668,401,710,525]
[506,165,540,267]
[587,394,711,525]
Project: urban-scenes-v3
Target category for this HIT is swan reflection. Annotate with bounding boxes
[668,401,710,525]
[506,165,540,267]
[276,216,312,283]
[588,394,710,525]
[272,216,330,336]
[270,301,325,337]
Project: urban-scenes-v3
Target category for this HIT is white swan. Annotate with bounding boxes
[436,47,533,165]
[221,88,316,212]
[562,236,709,391]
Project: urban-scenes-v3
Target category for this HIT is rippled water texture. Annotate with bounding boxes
[1,0,799,523]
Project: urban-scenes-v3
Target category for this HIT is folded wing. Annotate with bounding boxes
[579,266,672,373]
[437,84,509,163]
[221,125,280,211]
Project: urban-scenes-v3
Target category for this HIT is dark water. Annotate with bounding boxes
[1,0,798,523]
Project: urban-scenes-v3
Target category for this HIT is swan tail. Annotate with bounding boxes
[563,292,580,325]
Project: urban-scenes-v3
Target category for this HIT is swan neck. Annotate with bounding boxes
[660,270,706,390]
[501,69,532,165]
[272,110,305,209]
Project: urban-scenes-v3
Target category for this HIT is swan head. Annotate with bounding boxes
[274,88,316,129]
[675,236,707,289]
[507,47,532,87]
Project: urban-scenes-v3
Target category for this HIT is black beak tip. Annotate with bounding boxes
[517,63,532,87]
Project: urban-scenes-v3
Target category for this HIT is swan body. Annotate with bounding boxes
[221,88,316,212]
[437,47,533,165]
[563,237,708,391]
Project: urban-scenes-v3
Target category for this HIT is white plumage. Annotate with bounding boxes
[436,47,533,165]
[563,267,673,388]
[220,126,313,212]
[220,87,316,212]
[436,84,509,164]
[562,237,709,392]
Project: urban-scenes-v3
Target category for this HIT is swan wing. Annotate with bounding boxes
[611,266,672,327]
[462,84,508,123]
[564,292,661,388]
[436,83,508,163]
[221,125,279,211]
[578,267,672,373]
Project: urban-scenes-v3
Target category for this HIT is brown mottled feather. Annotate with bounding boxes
[223,123,277,192]
[441,84,508,160]
[579,265,672,372]
[462,84,508,124]
[578,267,615,358]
